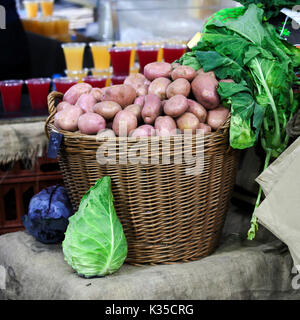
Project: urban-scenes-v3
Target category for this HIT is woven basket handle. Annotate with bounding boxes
[44,91,63,138]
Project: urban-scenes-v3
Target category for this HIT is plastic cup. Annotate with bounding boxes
[40,0,54,17]
[61,42,86,71]
[110,75,127,86]
[90,68,112,86]
[24,1,39,19]
[90,42,113,70]
[0,80,23,113]
[115,41,137,68]
[64,69,89,81]
[82,76,107,88]
[130,63,139,75]
[53,77,78,94]
[39,18,55,37]
[109,47,132,76]
[136,45,159,73]
[163,43,186,63]
[142,40,164,62]
[25,78,51,110]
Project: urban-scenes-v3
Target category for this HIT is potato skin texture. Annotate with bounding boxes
[176,112,200,133]
[124,104,143,122]
[154,116,177,136]
[54,105,83,131]
[171,66,196,82]
[130,125,156,137]
[164,94,188,118]
[124,73,150,97]
[166,78,191,99]
[93,101,122,120]
[144,62,172,81]
[148,77,171,100]
[191,74,220,110]
[198,123,212,134]
[141,94,162,125]
[112,110,138,136]
[78,113,106,135]
[101,84,136,108]
[63,83,92,105]
[207,106,230,130]
[187,99,207,123]
[75,93,97,113]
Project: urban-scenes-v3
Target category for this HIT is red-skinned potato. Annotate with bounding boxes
[166,78,191,98]
[141,94,162,125]
[93,101,122,120]
[164,94,188,118]
[63,83,92,105]
[198,123,212,134]
[124,73,150,96]
[171,66,196,82]
[57,101,73,112]
[112,110,138,136]
[101,84,136,108]
[75,93,97,113]
[96,128,116,138]
[134,95,145,107]
[176,112,200,133]
[196,68,216,79]
[191,74,220,110]
[155,116,177,136]
[78,113,106,135]
[171,62,181,70]
[90,88,103,102]
[207,106,230,130]
[187,99,207,123]
[54,105,83,131]
[144,62,172,81]
[148,77,171,100]
[130,125,156,137]
[124,104,142,122]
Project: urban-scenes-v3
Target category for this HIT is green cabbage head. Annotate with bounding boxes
[62,176,128,278]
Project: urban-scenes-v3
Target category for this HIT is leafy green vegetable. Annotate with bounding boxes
[235,0,298,20]
[178,4,300,240]
[62,176,128,278]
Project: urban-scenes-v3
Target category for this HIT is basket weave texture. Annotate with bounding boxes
[45,92,239,265]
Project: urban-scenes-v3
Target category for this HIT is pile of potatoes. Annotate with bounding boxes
[54,61,230,138]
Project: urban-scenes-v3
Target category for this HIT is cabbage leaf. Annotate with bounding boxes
[62,176,128,278]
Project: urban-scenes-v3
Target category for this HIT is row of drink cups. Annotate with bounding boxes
[62,40,187,76]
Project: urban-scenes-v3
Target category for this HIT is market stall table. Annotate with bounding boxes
[0,205,299,300]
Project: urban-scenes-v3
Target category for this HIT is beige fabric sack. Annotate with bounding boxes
[255,137,300,267]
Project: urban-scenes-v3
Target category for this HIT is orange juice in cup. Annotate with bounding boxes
[54,18,69,37]
[24,1,39,19]
[65,69,89,82]
[62,43,86,71]
[115,41,137,68]
[89,42,113,70]
[40,0,54,17]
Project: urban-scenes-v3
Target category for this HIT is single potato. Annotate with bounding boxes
[166,78,191,98]
[112,110,138,136]
[101,84,136,108]
[198,123,212,134]
[54,105,83,131]
[191,74,220,110]
[187,99,207,123]
[124,104,143,122]
[155,116,177,136]
[75,93,97,113]
[130,125,156,137]
[78,113,106,135]
[207,106,230,130]
[176,112,200,133]
[148,77,171,100]
[144,62,172,81]
[124,73,150,96]
[141,94,162,124]
[93,101,122,120]
[164,94,188,118]
[171,66,196,82]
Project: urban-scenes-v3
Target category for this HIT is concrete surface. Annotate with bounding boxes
[0,205,299,300]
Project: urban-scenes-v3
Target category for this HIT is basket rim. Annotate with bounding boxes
[45,91,231,142]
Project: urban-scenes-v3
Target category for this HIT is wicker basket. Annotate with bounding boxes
[45,91,239,265]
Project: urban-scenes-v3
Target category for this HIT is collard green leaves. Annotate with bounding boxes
[62,176,128,278]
